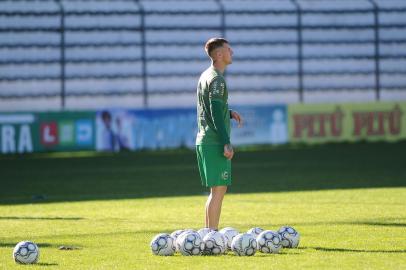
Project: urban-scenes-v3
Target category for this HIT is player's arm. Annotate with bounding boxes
[211,100,229,145]
[212,101,234,159]
[209,77,234,159]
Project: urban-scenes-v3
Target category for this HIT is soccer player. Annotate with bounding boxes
[196,38,243,230]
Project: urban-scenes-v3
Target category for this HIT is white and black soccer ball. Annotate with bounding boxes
[177,231,204,256]
[256,230,282,253]
[246,227,264,238]
[172,229,196,252]
[13,241,39,264]
[150,233,176,256]
[231,233,257,256]
[202,231,227,255]
[170,229,187,251]
[219,227,239,250]
[170,229,185,242]
[197,228,214,240]
[278,226,300,248]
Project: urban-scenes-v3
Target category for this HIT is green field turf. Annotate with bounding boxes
[0,142,405,269]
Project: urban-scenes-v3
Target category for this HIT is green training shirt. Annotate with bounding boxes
[196,66,231,145]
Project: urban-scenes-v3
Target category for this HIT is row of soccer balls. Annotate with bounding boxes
[151,226,300,256]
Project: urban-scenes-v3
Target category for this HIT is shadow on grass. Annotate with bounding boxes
[254,251,301,256]
[36,262,59,266]
[255,219,406,228]
[0,242,54,248]
[354,222,406,227]
[1,142,405,205]
[305,247,406,254]
[6,229,180,241]
[0,216,83,221]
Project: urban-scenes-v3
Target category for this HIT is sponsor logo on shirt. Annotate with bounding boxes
[213,81,219,95]
[220,82,225,96]
[212,80,225,97]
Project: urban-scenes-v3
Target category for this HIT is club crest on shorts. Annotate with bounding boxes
[221,171,229,180]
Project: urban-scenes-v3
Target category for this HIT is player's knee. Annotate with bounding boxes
[210,186,227,197]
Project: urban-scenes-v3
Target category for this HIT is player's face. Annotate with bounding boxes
[222,43,233,65]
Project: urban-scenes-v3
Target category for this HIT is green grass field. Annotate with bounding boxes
[0,142,405,269]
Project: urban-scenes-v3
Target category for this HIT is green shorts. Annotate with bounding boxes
[196,145,232,187]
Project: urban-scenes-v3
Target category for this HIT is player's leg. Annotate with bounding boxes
[205,193,211,227]
[196,145,209,226]
[197,145,231,229]
[206,185,227,230]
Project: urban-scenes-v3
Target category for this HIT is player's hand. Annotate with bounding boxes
[231,111,243,128]
[224,144,234,160]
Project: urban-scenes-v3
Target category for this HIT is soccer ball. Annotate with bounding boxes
[202,231,227,255]
[172,229,196,252]
[170,229,185,241]
[231,233,257,256]
[219,227,239,250]
[278,226,300,248]
[177,231,204,256]
[150,233,175,256]
[197,228,214,239]
[13,241,39,264]
[170,229,187,251]
[247,227,264,237]
[256,230,282,253]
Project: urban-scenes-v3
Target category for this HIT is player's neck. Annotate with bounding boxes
[211,61,226,74]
